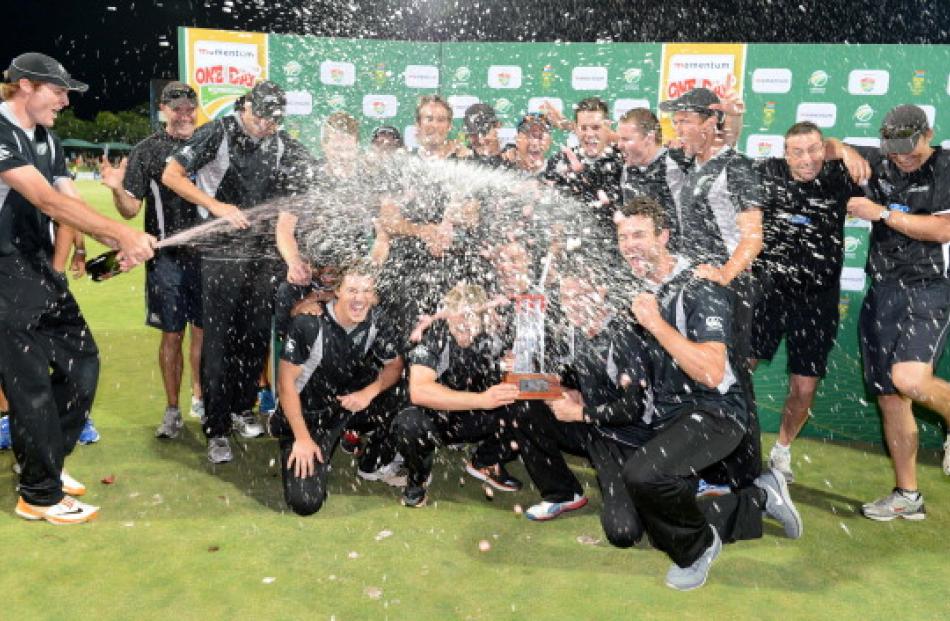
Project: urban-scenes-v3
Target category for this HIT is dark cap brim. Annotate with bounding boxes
[880,136,918,155]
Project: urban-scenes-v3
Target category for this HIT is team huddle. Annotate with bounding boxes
[2,51,949,591]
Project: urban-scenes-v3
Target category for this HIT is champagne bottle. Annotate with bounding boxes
[86,250,122,282]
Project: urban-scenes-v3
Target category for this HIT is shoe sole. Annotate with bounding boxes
[16,504,99,525]
[155,427,182,440]
[401,495,428,508]
[665,531,722,591]
[463,462,519,492]
[768,471,803,539]
[526,496,589,521]
[62,485,86,497]
[861,510,926,522]
[208,455,233,464]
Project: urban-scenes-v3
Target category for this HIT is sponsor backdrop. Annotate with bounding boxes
[178,28,950,448]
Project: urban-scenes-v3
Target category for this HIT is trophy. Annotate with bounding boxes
[503,293,562,399]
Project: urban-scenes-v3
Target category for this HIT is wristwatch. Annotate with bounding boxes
[879,208,891,222]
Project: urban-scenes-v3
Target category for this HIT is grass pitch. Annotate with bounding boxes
[1,181,948,620]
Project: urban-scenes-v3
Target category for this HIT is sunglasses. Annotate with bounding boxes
[881,126,921,140]
[163,88,197,101]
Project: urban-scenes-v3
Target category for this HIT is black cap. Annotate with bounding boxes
[160,81,197,106]
[371,125,403,144]
[658,87,720,118]
[247,81,286,120]
[880,104,929,155]
[463,103,498,135]
[4,52,88,93]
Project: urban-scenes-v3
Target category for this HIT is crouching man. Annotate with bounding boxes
[274,259,404,516]
[617,198,802,591]
[394,282,522,507]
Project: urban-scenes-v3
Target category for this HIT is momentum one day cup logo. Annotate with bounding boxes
[193,40,262,119]
[751,68,792,93]
[666,54,736,99]
[848,70,889,95]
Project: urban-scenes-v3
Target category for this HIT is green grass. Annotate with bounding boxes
[2,180,949,620]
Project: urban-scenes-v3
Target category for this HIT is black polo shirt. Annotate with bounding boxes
[123,130,206,240]
[857,145,950,286]
[281,302,400,413]
[755,157,861,291]
[543,145,624,237]
[620,148,691,250]
[408,319,506,395]
[0,102,69,258]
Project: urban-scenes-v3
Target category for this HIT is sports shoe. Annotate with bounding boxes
[696,479,731,498]
[78,418,101,445]
[464,461,523,492]
[525,494,589,521]
[15,495,99,525]
[401,484,428,507]
[231,411,264,439]
[258,388,276,415]
[60,470,86,497]
[768,443,795,483]
[942,434,950,476]
[665,526,722,591]
[340,430,362,455]
[189,397,205,421]
[0,415,11,450]
[358,461,408,488]
[155,407,183,439]
[753,467,803,539]
[207,437,233,464]
[861,488,926,522]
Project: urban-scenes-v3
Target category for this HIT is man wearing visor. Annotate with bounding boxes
[101,81,207,440]
[845,104,950,521]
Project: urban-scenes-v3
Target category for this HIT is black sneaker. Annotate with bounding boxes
[401,484,428,508]
[464,461,523,492]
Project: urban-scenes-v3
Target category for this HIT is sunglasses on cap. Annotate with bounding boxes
[881,126,922,140]
[163,88,197,102]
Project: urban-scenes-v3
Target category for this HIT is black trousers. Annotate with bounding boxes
[514,404,643,548]
[200,257,277,439]
[0,256,99,506]
[277,411,347,516]
[623,410,763,569]
[393,404,520,487]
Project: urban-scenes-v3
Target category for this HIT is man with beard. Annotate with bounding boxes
[0,52,154,524]
[841,105,950,520]
[750,121,862,483]
[100,81,207,439]
[163,80,315,464]
[617,197,801,590]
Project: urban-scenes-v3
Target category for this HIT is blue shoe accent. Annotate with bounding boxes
[0,415,11,450]
[78,418,101,445]
[696,479,731,498]
[258,388,276,415]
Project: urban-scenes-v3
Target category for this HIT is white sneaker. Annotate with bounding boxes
[358,461,408,487]
[189,397,205,421]
[231,411,264,439]
[768,443,794,483]
[16,495,99,525]
[942,434,950,476]
[207,437,233,464]
[60,470,87,497]
[155,407,183,439]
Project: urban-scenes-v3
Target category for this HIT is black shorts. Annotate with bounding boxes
[145,249,203,332]
[752,283,840,377]
[859,279,950,396]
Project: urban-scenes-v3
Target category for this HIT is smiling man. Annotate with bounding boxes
[843,104,950,521]
[0,52,154,524]
[750,121,863,483]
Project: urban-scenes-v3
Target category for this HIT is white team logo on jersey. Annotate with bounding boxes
[0,145,11,161]
[36,143,48,156]
[706,316,723,331]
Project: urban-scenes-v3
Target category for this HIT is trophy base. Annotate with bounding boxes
[504,372,562,400]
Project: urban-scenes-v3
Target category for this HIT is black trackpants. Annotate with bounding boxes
[0,256,99,506]
[393,404,520,488]
[623,410,764,569]
[515,404,643,548]
[200,257,277,439]
[277,410,347,516]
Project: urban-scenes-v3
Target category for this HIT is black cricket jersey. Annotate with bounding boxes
[281,302,400,413]
[123,130,207,240]
[0,102,69,258]
[857,145,950,286]
[641,257,747,427]
[620,148,691,250]
[555,315,653,447]
[755,157,861,291]
[408,319,506,395]
[543,145,624,236]
[675,146,764,265]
